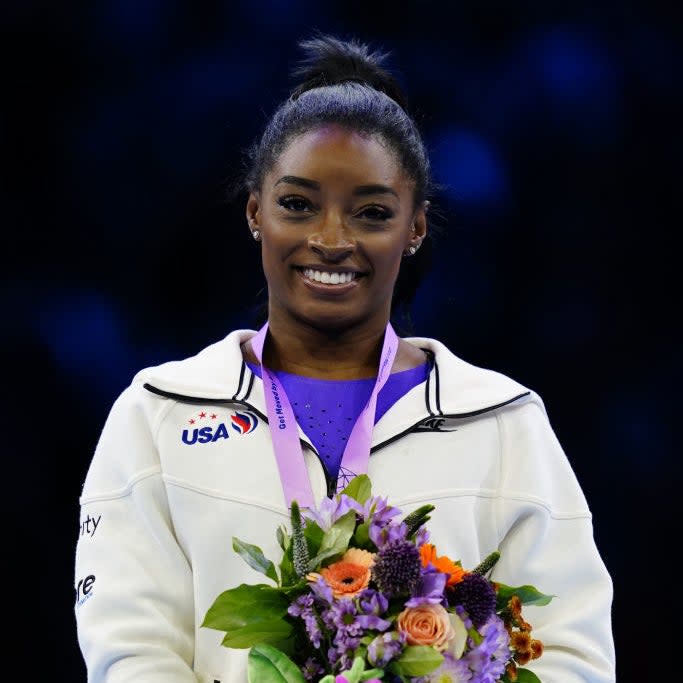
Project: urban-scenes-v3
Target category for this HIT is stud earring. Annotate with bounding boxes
[407,245,417,255]
[251,230,261,241]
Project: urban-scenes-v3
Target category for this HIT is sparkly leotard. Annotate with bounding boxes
[247,362,430,479]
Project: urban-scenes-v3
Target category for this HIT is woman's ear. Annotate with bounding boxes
[246,193,262,242]
[406,201,428,252]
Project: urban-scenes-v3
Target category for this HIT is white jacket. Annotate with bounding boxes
[74,330,616,682]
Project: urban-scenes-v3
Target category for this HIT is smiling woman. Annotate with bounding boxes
[73,34,616,683]
[244,125,428,377]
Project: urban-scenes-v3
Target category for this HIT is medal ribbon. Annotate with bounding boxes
[250,322,398,509]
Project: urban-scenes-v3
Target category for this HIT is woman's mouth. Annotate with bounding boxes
[301,268,358,285]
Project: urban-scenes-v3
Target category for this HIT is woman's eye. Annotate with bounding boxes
[357,206,392,221]
[278,196,311,212]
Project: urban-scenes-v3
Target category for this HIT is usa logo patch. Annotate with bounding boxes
[181,410,259,445]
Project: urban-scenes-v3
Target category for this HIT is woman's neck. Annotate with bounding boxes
[262,319,386,379]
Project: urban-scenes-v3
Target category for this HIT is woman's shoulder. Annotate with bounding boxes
[404,335,542,417]
[129,329,257,399]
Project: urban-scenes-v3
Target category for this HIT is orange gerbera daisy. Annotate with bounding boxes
[419,543,466,586]
[318,559,371,599]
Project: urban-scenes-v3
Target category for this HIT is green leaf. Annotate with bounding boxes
[394,645,444,676]
[221,618,293,648]
[308,509,357,567]
[495,583,555,610]
[247,642,306,683]
[201,583,289,633]
[303,519,325,557]
[341,474,372,504]
[514,668,543,683]
[279,547,297,587]
[276,524,290,552]
[351,520,372,550]
[233,537,279,584]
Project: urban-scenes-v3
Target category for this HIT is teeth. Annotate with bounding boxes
[303,269,356,284]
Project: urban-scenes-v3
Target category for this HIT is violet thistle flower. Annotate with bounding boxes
[371,539,421,598]
[448,572,497,629]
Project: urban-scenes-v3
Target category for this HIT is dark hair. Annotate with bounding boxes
[244,33,439,334]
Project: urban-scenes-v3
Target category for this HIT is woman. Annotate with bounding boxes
[74,35,615,682]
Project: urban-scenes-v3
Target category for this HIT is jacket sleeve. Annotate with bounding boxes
[494,397,616,683]
[74,381,198,682]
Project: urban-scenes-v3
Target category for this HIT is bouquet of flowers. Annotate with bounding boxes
[202,475,553,682]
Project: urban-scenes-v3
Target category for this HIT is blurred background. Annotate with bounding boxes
[3,1,680,680]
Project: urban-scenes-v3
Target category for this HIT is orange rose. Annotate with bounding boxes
[397,603,455,651]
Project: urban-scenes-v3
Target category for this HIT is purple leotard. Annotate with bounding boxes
[247,361,430,479]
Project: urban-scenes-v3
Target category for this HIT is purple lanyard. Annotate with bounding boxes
[250,323,399,509]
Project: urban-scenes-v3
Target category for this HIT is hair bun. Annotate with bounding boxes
[290,33,408,110]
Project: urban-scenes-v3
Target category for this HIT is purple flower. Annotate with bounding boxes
[358,588,388,616]
[371,539,422,597]
[301,657,324,681]
[305,495,358,531]
[355,589,391,631]
[369,519,408,548]
[356,612,391,631]
[424,652,472,682]
[288,592,314,617]
[310,576,334,604]
[367,630,406,667]
[287,593,322,648]
[415,525,431,547]
[364,495,402,524]
[405,566,448,607]
[288,592,323,649]
[328,598,362,635]
[328,635,361,671]
[447,572,496,628]
[462,614,510,683]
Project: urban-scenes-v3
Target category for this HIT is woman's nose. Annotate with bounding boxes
[307,209,355,261]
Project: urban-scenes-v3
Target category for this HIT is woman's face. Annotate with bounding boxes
[247,125,426,334]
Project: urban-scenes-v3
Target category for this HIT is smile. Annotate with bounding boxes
[302,268,358,285]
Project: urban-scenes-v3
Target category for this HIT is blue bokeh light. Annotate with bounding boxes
[33,290,137,400]
[429,128,508,206]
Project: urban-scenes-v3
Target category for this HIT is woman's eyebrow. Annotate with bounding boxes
[353,184,399,199]
[274,175,320,190]
[274,177,399,200]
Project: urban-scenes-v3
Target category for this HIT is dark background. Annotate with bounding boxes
[4,2,680,681]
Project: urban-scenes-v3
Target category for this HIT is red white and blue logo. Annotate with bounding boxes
[181,410,259,445]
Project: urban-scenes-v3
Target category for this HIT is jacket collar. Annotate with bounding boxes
[140,329,532,422]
